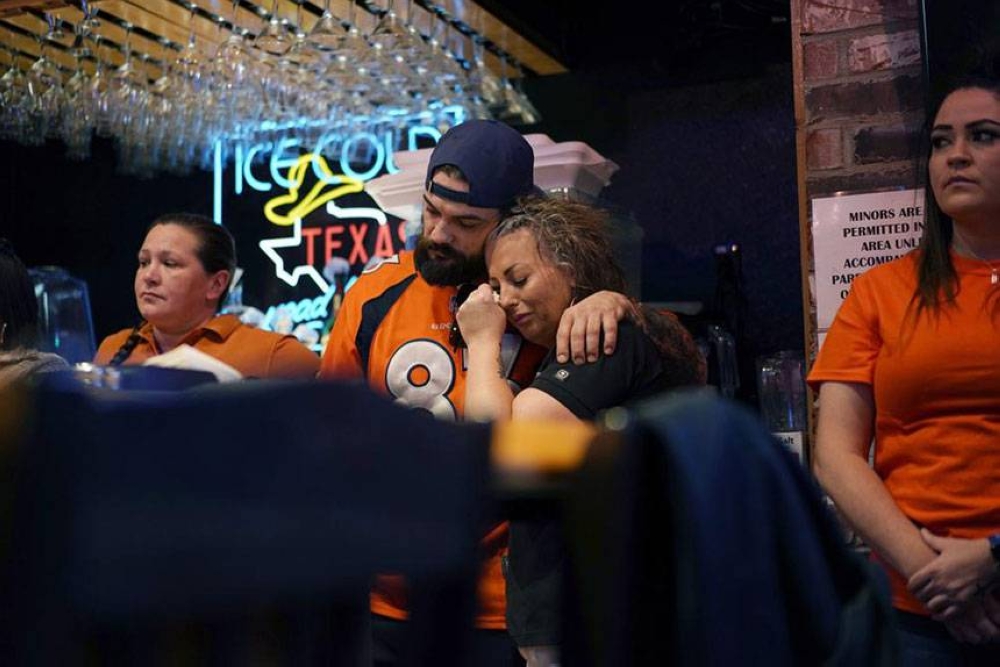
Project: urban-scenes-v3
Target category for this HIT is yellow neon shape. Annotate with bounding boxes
[264,153,365,227]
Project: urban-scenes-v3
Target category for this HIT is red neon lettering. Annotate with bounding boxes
[325,225,345,264]
[348,223,369,265]
[301,226,322,266]
[374,223,395,258]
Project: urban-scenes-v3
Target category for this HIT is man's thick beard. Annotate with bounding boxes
[413,237,486,286]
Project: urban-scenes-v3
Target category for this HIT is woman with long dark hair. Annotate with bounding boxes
[94,213,319,379]
[809,76,1000,663]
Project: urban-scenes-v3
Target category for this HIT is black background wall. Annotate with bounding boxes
[521,61,802,403]
[1,137,215,340]
[2,49,802,403]
[920,0,1000,107]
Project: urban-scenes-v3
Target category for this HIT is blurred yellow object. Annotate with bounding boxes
[490,419,596,476]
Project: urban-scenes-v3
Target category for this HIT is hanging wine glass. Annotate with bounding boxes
[468,35,503,110]
[488,54,516,119]
[213,5,260,91]
[400,0,431,61]
[175,3,205,92]
[282,0,320,68]
[368,0,418,56]
[0,47,32,142]
[164,69,201,175]
[451,33,491,120]
[27,17,66,141]
[80,0,101,33]
[27,38,63,102]
[503,61,540,125]
[419,11,465,106]
[146,37,176,167]
[254,0,293,56]
[69,21,91,59]
[328,0,371,67]
[87,34,114,138]
[306,0,347,53]
[109,23,148,137]
[42,12,66,43]
[0,44,15,110]
[212,3,263,142]
[61,48,95,160]
[368,0,422,90]
[117,53,156,177]
[259,48,304,128]
[312,0,374,131]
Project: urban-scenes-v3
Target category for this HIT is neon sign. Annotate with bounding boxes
[215,120,450,351]
[224,119,453,198]
[262,154,365,228]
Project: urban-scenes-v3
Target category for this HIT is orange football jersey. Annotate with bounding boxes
[319,250,546,629]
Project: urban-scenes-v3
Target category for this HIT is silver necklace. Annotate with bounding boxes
[953,232,1000,285]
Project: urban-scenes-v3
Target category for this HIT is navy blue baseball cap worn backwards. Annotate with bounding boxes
[425,120,537,210]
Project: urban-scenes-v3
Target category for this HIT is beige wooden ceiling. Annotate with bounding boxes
[0,0,567,82]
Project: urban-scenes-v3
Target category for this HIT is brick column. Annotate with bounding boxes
[791,0,924,459]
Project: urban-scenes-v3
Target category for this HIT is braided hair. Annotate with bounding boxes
[106,320,146,367]
[0,238,40,351]
[106,213,236,366]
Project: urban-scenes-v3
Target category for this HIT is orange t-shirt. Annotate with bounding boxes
[320,251,546,629]
[808,251,1000,614]
[94,314,320,380]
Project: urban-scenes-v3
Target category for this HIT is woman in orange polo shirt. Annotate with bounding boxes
[809,76,1000,664]
[94,213,319,380]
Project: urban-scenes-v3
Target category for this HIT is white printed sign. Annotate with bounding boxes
[811,189,925,332]
[773,431,804,463]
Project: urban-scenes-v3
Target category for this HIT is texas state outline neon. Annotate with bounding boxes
[259,153,395,296]
[258,217,331,293]
[213,118,460,337]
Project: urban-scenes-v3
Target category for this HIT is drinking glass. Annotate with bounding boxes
[368,0,419,58]
[756,350,808,462]
[417,12,466,109]
[282,0,321,68]
[80,0,101,33]
[0,48,32,141]
[254,0,293,56]
[214,25,255,88]
[41,12,66,42]
[109,24,148,137]
[61,50,95,159]
[86,35,114,138]
[213,21,263,141]
[27,32,64,140]
[307,0,347,52]
[503,66,540,125]
[466,35,503,110]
